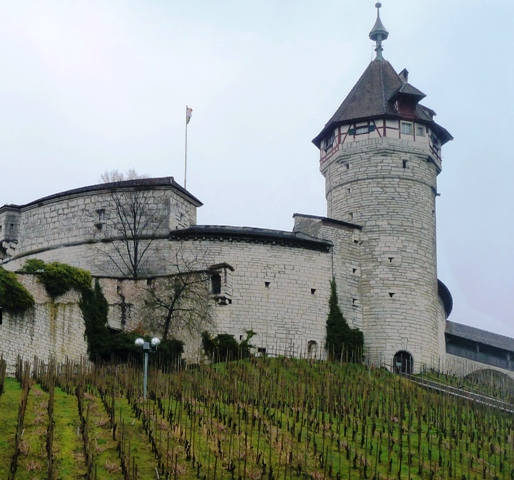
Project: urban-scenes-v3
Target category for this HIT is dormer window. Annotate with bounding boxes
[401,122,413,135]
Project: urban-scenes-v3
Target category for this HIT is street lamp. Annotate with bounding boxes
[134,337,161,400]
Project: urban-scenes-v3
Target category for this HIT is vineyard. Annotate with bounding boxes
[0,356,513,479]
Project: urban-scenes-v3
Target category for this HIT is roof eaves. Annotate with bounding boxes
[170,225,333,252]
[446,320,514,353]
[292,213,363,230]
[20,177,203,209]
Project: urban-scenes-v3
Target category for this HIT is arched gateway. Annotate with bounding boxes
[393,351,413,374]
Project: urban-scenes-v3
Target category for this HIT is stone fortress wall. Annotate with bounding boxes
[0,175,510,381]
[0,177,200,275]
[0,275,88,375]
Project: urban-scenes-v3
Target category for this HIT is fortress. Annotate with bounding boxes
[1,5,513,379]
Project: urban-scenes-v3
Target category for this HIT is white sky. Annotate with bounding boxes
[1,1,513,338]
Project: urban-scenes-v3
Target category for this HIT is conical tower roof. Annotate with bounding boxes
[312,5,452,149]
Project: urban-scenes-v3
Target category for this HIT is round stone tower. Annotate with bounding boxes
[312,4,453,372]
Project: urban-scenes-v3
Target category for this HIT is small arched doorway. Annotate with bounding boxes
[307,341,318,359]
[393,351,413,374]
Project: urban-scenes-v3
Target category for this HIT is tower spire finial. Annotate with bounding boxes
[369,2,389,61]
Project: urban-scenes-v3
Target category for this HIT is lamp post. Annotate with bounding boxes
[134,337,161,400]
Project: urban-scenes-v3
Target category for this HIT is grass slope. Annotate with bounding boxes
[0,358,512,479]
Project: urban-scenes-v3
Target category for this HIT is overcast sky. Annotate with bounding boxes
[1,1,513,338]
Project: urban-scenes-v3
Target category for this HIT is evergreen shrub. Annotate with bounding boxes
[202,330,255,361]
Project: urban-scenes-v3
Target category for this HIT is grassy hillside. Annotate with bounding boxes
[0,357,513,479]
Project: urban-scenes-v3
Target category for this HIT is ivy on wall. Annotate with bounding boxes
[325,278,364,362]
[20,259,91,297]
[0,266,35,314]
[18,259,184,364]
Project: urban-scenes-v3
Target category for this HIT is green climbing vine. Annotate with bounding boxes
[325,278,363,362]
[20,259,91,297]
[0,266,35,314]
[20,259,184,363]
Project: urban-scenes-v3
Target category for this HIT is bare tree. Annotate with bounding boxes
[100,168,149,183]
[96,179,168,278]
[143,246,215,340]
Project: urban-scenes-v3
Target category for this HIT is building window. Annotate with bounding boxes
[430,134,441,155]
[401,122,413,135]
[95,209,106,229]
[350,124,376,136]
[208,263,234,305]
[324,131,335,151]
[417,126,425,136]
[211,273,221,295]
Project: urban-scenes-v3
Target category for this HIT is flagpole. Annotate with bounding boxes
[184,117,188,190]
[184,106,192,189]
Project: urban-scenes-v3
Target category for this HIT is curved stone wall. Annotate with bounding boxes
[321,137,444,371]
[3,178,200,277]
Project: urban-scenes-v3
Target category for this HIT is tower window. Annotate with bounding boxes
[324,132,335,151]
[417,126,425,136]
[402,160,408,169]
[211,273,222,295]
[351,124,376,135]
[401,122,413,135]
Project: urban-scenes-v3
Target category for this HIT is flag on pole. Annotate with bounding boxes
[186,106,193,124]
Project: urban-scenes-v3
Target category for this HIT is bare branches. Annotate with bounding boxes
[100,169,149,183]
[97,185,167,278]
[143,243,214,340]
